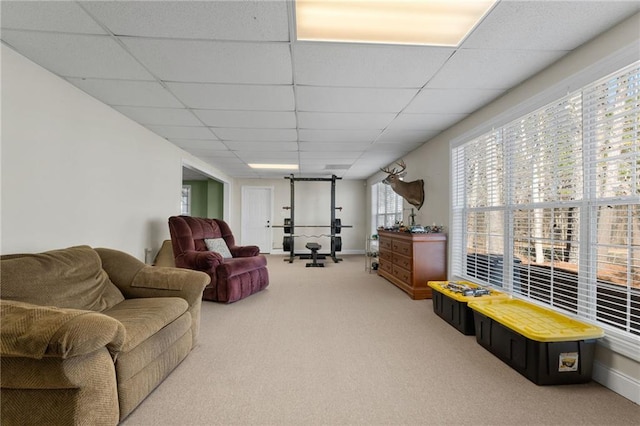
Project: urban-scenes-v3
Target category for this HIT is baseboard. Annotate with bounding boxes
[592,360,640,405]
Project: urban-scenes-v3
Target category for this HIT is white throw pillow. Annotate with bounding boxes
[204,238,233,258]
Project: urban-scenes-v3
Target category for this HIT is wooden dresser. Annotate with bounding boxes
[377,230,447,299]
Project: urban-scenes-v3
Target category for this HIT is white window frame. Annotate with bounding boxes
[181,185,191,216]
[371,181,403,234]
[451,61,640,360]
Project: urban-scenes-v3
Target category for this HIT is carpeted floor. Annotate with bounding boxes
[122,255,639,425]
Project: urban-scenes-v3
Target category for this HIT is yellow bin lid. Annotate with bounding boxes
[428,281,510,303]
[467,299,605,342]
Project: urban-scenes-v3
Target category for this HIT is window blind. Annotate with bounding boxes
[452,61,640,341]
[584,62,640,334]
[373,182,403,230]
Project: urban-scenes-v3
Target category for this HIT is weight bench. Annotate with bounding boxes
[305,242,324,267]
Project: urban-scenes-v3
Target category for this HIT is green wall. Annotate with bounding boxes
[183,179,223,218]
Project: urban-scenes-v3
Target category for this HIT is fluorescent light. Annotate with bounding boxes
[295,0,497,46]
[248,164,299,170]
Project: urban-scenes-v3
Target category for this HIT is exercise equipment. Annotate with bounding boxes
[278,174,352,264]
[305,243,324,267]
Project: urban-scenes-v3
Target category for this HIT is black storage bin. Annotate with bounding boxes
[469,300,603,385]
[428,281,509,335]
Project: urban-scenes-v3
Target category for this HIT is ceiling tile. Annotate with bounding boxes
[462,1,640,51]
[145,125,218,140]
[194,110,296,129]
[113,106,201,126]
[387,113,469,131]
[297,86,419,113]
[169,139,229,152]
[120,38,292,84]
[235,151,299,161]
[81,0,290,41]
[300,151,361,160]
[299,142,372,152]
[1,1,106,34]
[299,129,382,143]
[224,142,299,151]
[298,112,396,130]
[2,31,154,80]
[377,129,438,144]
[167,83,295,110]
[404,88,504,114]
[427,49,568,90]
[216,128,297,142]
[66,78,183,107]
[293,43,454,88]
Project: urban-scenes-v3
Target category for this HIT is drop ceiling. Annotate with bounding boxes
[2,1,638,179]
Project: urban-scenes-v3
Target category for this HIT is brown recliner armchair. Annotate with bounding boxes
[168,216,269,303]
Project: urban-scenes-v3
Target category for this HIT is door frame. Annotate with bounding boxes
[240,186,274,253]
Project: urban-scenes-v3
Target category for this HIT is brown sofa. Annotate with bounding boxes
[0,245,210,425]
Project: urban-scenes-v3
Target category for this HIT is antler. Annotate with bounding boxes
[380,165,397,174]
[381,160,406,175]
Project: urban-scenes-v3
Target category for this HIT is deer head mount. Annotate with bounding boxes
[381,160,425,210]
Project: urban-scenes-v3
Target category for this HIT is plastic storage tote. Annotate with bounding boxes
[428,281,510,335]
[468,299,604,385]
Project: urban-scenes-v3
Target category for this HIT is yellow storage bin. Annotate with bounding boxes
[428,281,509,335]
[467,298,604,385]
[467,299,604,342]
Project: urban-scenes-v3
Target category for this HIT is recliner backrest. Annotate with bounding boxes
[168,216,234,257]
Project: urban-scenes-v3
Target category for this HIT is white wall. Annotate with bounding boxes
[1,46,230,261]
[233,178,366,254]
[367,13,640,404]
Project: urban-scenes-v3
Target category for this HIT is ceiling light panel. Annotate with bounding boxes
[295,0,497,46]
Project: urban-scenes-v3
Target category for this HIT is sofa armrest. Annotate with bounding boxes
[0,300,125,360]
[230,245,260,257]
[177,250,222,271]
[128,266,210,307]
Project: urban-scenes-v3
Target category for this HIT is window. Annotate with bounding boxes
[452,61,640,346]
[181,185,191,216]
[372,181,403,232]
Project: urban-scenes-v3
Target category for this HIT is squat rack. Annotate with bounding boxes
[280,174,351,264]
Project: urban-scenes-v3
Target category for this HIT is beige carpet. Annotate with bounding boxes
[122,255,639,425]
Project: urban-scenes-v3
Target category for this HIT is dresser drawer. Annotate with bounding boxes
[379,250,393,262]
[379,260,393,274]
[392,240,412,256]
[379,238,392,251]
[392,253,411,270]
[392,265,412,284]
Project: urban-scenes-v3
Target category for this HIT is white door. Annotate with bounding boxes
[241,186,273,253]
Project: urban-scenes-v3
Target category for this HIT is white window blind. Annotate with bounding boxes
[452,61,639,341]
[372,182,403,230]
[584,62,640,334]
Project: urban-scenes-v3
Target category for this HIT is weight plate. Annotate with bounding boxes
[283,236,292,252]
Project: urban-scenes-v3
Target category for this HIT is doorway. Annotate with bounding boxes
[241,186,273,253]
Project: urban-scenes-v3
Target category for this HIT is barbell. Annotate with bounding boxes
[273,218,351,234]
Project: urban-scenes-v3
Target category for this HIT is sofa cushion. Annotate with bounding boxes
[102,297,188,352]
[0,246,124,312]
